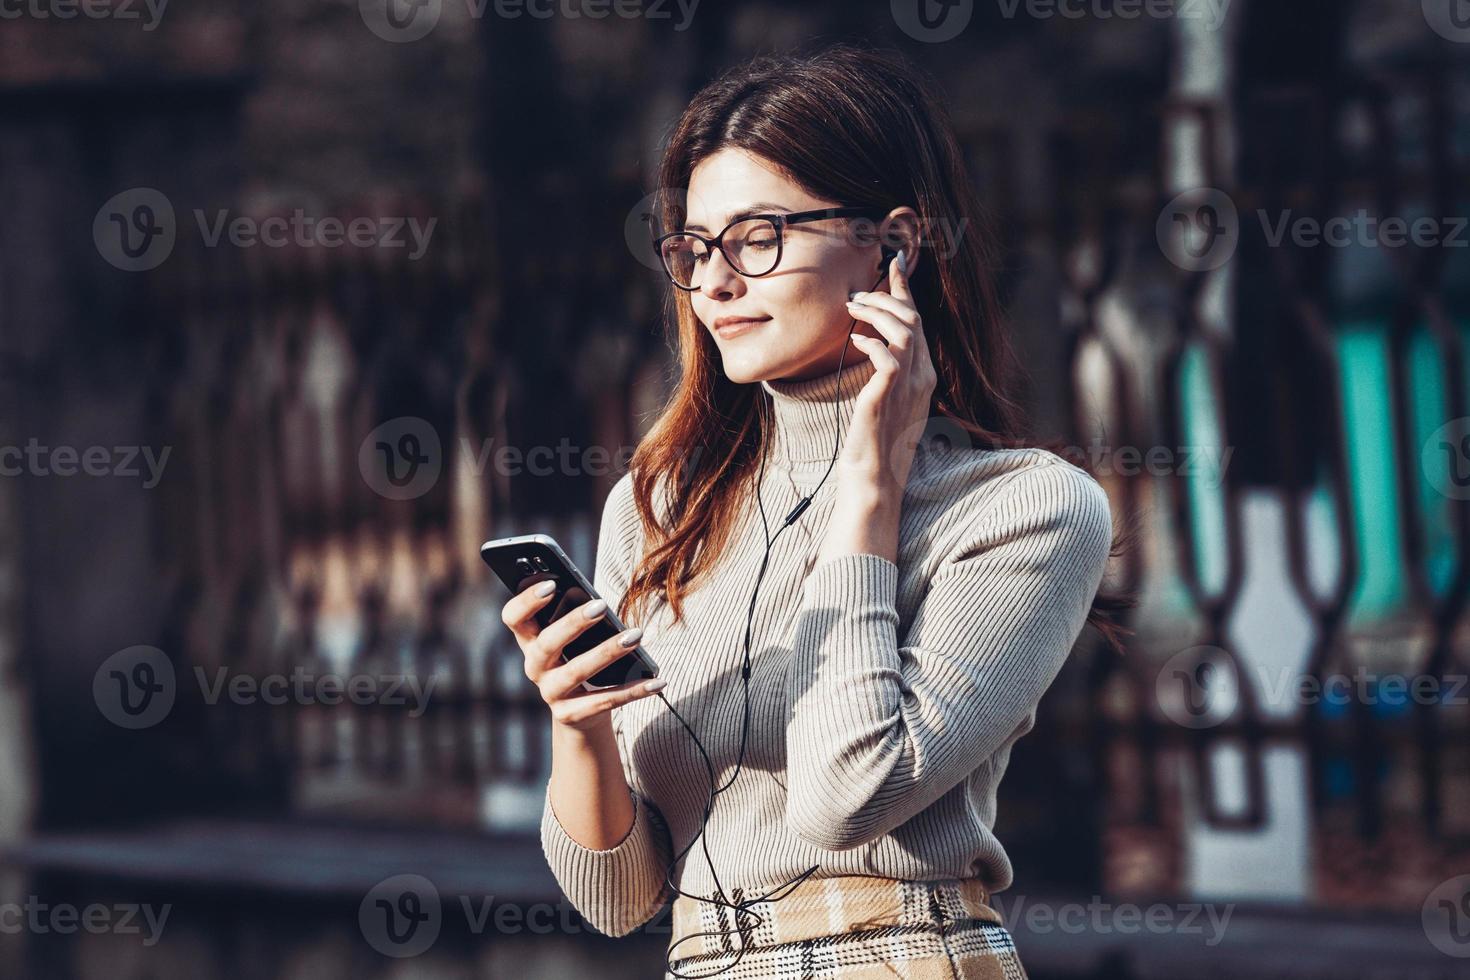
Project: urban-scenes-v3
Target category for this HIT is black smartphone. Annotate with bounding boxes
[480,533,659,689]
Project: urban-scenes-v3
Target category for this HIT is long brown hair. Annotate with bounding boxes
[620,42,1136,655]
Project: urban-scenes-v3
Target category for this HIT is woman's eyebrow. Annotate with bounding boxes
[684,201,793,233]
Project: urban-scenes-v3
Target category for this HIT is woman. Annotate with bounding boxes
[502,43,1131,979]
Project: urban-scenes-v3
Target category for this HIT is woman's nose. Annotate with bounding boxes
[698,247,743,300]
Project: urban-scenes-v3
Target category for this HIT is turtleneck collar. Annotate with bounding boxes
[758,356,878,465]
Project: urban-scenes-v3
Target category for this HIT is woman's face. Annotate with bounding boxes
[681,148,912,384]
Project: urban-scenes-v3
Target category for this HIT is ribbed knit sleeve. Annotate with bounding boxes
[540,786,673,937]
[538,471,674,936]
[782,460,1114,851]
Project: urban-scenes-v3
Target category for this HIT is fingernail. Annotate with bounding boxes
[583,599,608,619]
[618,627,643,647]
[644,678,667,692]
[536,581,557,597]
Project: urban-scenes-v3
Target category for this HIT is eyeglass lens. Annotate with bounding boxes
[659,217,781,288]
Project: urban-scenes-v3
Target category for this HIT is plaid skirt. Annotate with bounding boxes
[663,874,1029,980]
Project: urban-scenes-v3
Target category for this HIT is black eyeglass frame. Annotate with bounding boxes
[649,206,889,291]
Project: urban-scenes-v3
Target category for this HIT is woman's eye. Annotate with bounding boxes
[747,238,778,250]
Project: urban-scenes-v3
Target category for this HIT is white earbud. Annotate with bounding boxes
[895,250,908,276]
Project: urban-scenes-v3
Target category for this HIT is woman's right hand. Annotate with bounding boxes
[502,581,667,732]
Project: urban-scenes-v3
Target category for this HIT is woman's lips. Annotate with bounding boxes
[714,316,771,338]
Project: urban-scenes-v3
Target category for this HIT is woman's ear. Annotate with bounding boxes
[879,207,922,281]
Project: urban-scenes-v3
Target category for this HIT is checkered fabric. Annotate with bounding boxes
[664,875,1029,980]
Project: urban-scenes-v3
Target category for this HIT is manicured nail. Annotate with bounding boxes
[582,599,608,619]
[618,627,643,647]
[644,678,667,692]
[536,581,557,597]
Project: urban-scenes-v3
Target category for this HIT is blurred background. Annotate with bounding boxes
[1,0,1469,977]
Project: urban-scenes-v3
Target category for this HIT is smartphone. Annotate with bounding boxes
[480,533,659,689]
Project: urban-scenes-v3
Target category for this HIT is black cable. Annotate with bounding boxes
[659,264,890,979]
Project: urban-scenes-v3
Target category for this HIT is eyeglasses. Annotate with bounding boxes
[650,206,887,291]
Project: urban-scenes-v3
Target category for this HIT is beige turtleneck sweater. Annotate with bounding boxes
[539,356,1114,938]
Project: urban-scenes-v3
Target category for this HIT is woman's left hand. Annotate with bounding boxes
[839,256,938,500]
